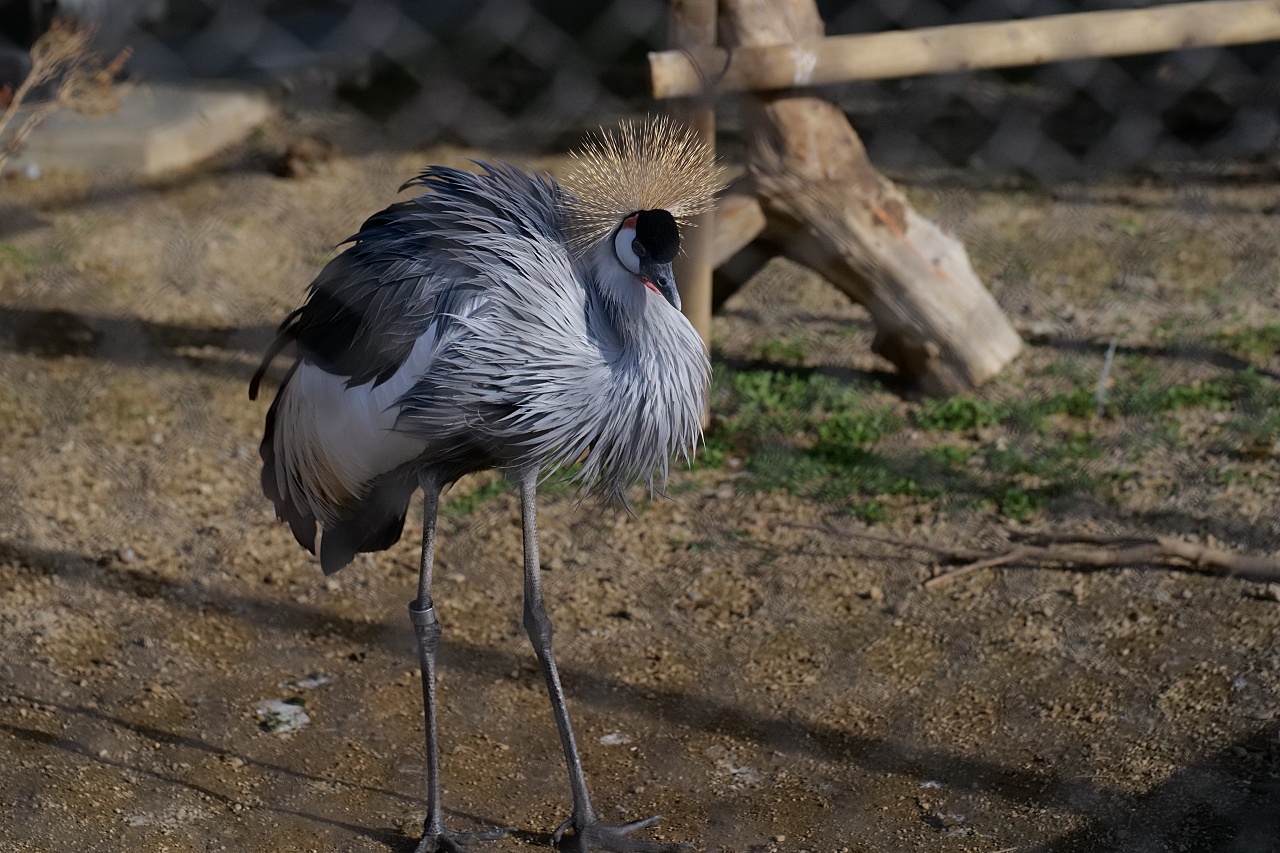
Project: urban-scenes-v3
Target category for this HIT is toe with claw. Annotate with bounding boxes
[553,814,694,853]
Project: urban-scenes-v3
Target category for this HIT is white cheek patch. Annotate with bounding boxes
[614,224,640,274]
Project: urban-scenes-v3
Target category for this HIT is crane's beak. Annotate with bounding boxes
[640,260,680,311]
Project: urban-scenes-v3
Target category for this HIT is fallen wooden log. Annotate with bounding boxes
[711,187,766,269]
[721,0,1022,393]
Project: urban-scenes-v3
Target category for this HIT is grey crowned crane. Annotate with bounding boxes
[250,117,718,852]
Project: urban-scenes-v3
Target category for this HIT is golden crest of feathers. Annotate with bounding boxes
[562,115,721,254]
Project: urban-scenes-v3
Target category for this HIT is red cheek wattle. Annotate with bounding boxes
[640,278,661,295]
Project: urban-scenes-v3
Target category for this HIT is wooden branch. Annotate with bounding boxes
[652,0,1280,98]
[0,19,128,173]
[788,524,1280,587]
[668,0,718,348]
[711,188,766,269]
[723,0,1022,393]
[927,532,1280,587]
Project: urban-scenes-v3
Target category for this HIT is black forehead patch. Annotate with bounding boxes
[634,209,680,264]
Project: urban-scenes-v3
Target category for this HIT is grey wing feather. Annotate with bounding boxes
[393,226,707,505]
[255,162,572,569]
[259,163,565,389]
[255,159,707,571]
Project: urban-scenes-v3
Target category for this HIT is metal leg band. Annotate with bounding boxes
[408,601,442,648]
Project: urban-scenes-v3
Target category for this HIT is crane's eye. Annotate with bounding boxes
[614,220,641,274]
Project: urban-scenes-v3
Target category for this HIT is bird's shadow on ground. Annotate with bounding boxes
[1036,333,1280,382]
[3,535,1279,850]
[6,686,1276,852]
[0,716,411,848]
[0,305,277,383]
[1030,722,1280,852]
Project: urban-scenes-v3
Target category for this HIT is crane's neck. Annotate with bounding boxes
[570,238,710,502]
[579,237,681,350]
[580,236,709,413]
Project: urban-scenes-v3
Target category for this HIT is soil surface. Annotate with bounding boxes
[1,118,1278,853]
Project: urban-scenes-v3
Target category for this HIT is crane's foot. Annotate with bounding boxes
[412,825,511,853]
[552,814,694,853]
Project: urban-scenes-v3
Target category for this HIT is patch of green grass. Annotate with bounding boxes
[727,368,824,413]
[993,486,1042,522]
[0,243,39,267]
[758,336,808,366]
[1039,356,1095,385]
[1222,374,1280,450]
[703,361,1280,526]
[1216,324,1280,362]
[695,434,732,469]
[711,368,873,443]
[817,406,902,449]
[847,499,890,524]
[1230,410,1280,445]
[442,479,505,517]
[1113,215,1142,235]
[1046,388,1098,419]
[925,444,973,468]
[916,390,1093,436]
[1159,381,1235,412]
[1116,369,1253,417]
[829,446,1070,522]
[915,396,1000,432]
[1036,359,1275,422]
[708,367,1079,521]
[819,453,942,500]
[1204,467,1249,487]
[983,430,1102,479]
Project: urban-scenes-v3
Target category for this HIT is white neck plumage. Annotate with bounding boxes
[581,233,660,336]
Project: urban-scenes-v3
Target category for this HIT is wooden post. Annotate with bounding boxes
[666,0,717,349]
[721,0,1022,394]
[652,0,1280,98]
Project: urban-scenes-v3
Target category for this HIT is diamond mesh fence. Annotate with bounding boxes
[1,2,1278,852]
[29,0,1278,174]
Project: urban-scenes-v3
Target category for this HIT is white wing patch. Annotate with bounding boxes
[277,326,444,524]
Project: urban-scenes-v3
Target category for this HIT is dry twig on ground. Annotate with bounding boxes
[0,17,130,173]
[787,522,1280,587]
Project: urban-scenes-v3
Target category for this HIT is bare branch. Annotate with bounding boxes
[782,521,1280,587]
[0,17,129,174]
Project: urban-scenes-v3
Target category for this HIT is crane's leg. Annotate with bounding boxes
[517,473,692,853]
[411,473,510,853]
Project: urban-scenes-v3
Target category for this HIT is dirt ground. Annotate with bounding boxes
[1,117,1278,853]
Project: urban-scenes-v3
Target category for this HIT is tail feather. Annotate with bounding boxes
[257,344,422,574]
[318,471,417,575]
[249,308,302,401]
[259,362,317,555]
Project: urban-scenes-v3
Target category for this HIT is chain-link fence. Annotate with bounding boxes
[5,0,1268,174]
[823,0,1280,180]
[2,2,1279,852]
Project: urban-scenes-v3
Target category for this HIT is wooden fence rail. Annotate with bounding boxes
[652,0,1280,98]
